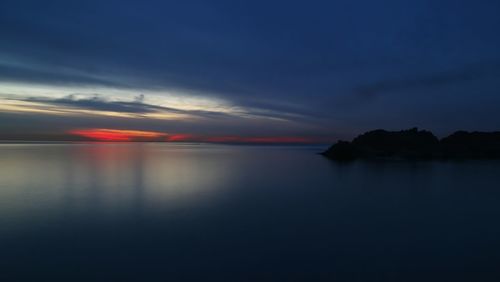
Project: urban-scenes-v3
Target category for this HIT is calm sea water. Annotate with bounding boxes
[0,143,499,281]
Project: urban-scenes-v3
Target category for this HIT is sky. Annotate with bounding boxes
[1,0,499,142]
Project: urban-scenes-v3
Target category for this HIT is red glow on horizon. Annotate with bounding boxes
[203,136,313,144]
[68,128,318,143]
[69,129,167,141]
[165,134,194,142]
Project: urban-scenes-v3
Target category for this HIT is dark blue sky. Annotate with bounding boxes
[1,0,499,141]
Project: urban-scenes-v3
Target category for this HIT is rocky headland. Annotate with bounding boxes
[322,128,500,160]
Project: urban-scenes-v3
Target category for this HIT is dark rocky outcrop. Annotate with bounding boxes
[441,131,500,159]
[322,128,500,160]
[322,141,357,161]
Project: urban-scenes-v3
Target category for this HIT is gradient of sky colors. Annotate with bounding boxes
[1,0,499,142]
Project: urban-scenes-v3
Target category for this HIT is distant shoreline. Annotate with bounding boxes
[0,140,328,147]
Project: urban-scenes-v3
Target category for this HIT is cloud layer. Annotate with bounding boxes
[1,0,500,140]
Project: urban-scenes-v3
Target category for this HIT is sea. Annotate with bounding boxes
[1,143,499,281]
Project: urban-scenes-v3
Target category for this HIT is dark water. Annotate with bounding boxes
[1,143,500,281]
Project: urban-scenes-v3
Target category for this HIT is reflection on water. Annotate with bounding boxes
[0,144,234,223]
[1,143,500,281]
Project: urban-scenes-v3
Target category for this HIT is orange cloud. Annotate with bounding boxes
[68,128,319,143]
[69,129,167,141]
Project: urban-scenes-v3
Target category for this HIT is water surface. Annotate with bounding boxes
[1,143,499,281]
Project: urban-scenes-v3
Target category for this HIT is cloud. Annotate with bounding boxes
[0,60,123,87]
[9,94,314,123]
[134,94,145,103]
[23,95,158,113]
[12,95,238,120]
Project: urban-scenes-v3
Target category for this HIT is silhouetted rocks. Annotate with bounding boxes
[441,131,500,159]
[323,141,356,161]
[323,128,500,160]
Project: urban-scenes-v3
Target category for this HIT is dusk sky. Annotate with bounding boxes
[1,0,500,142]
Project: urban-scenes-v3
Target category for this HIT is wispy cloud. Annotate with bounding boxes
[5,94,235,120]
[23,95,161,113]
[4,93,309,123]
